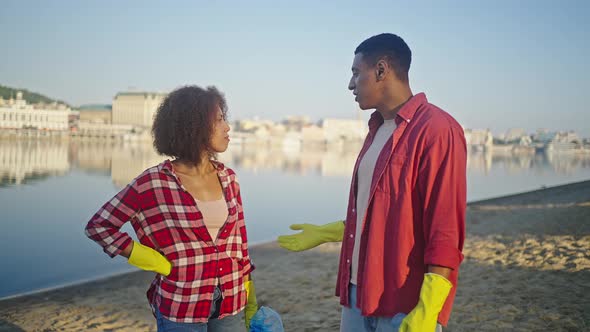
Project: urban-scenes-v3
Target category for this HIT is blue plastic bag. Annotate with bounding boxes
[390,313,406,330]
[249,306,285,332]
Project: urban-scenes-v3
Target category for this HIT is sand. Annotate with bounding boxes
[1,181,589,331]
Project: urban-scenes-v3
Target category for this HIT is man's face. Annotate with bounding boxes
[348,53,380,110]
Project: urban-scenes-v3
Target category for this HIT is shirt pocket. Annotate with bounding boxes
[375,153,408,194]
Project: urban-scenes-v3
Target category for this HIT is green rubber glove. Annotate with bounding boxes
[127,241,172,276]
[277,221,345,252]
[244,279,258,330]
[399,273,452,332]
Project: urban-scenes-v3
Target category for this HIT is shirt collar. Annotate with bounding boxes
[159,159,227,177]
[367,92,428,133]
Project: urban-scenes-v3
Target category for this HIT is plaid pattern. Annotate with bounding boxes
[85,160,254,323]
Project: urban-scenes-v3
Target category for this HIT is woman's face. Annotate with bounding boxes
[209,106,231,153]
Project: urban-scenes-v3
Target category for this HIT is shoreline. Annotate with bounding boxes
[1,179,585,301]
[1,179,589,331]
[1,179,588,301]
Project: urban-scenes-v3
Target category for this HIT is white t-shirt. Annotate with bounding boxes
[351,118,397,284]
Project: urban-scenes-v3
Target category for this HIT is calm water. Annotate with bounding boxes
[1,139,590,299]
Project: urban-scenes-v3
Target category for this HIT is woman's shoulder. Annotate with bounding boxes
[129,160,173,190]
[211,160,236,175]
[211,160,240,185]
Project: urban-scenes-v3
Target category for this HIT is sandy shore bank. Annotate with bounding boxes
[1,181,589,331]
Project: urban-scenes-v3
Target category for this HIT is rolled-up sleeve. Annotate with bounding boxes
[418,125,466,270]
[84,182,140,258]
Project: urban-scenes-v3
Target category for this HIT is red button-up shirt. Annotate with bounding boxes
[85,160,254,323]
[336,93,466,326]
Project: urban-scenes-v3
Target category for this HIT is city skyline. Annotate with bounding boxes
[1,1,589,136]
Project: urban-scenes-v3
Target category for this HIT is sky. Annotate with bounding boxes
[1,0,589,136]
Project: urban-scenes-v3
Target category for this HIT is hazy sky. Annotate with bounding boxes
[1,0,589,136]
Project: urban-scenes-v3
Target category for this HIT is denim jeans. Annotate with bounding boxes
[154,287,245,332]
[340,284,442,332]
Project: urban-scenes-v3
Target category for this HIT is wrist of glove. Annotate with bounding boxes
[398,273,452,332]
[244,279,258,330]
[127,241,172,276]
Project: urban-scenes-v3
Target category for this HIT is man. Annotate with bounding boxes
[278,33,466,332]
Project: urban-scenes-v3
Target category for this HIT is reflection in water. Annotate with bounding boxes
[222,142,363,178]
[1,139,590,188]
[0,140,69,186]
[468,148,590,176]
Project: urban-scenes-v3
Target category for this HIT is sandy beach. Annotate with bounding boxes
[1,180,589,331]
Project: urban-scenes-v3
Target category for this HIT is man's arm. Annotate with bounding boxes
[427,265,451,279]
[399,125,466,331]
[277,220,345,251]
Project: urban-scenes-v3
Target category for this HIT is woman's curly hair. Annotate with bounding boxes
[152,85,227,163]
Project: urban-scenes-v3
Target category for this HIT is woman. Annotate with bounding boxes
[85,85,258,332]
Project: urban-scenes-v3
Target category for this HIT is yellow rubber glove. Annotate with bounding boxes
[244,278,258,330]
[399,273,452,332]
[277,221,345,252]
[127,241,172,276]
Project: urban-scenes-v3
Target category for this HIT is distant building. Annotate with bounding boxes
[503,128,528,143]
[464,129,493,151]
[0,91,70,130]
[301,124,325,144]
[319,118,367,142]
[282,115,312,131]
[546,131,581,151]
[112,92,166,128]
[78,104,112,124]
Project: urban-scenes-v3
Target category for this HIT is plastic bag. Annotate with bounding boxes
[390,313,406,330]
[249,306,285,332]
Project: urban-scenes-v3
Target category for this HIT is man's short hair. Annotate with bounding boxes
[355,33,412,82]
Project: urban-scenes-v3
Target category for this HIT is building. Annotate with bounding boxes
[319,118,367,142]
[78,104,112,124]
[464,128,493,151]
[282,115,312,131]
[112,92,167,128]
[503,128,529,143]
[0,92,71,131]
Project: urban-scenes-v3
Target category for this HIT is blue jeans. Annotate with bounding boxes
[340,284,442,332]
[154,287,245,332]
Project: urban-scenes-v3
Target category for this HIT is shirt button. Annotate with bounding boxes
[352,208,356,213]
[349,234,353,238]
[346,259,350,264]
[219,268,223,271]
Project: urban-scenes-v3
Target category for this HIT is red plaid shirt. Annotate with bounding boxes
[85,160,254,323]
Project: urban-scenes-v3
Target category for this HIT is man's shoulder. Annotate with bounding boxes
[414,102,463,137]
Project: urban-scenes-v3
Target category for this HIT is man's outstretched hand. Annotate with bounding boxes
[277,221,345,252]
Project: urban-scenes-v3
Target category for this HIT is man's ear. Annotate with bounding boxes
[376,59,388,81]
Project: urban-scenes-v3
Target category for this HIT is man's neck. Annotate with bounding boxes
[376,86,413,120]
